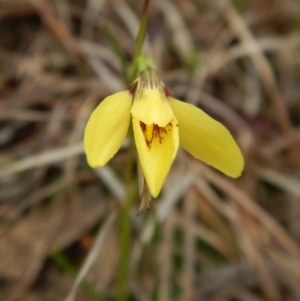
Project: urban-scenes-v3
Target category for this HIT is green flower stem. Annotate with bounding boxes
[116,128,138,301]
[130,0,151,82]
[116,188,138,301]
[116,2,151,299]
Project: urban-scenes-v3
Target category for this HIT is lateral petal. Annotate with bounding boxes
[84,91,132,167]
[170,98,244,178]
[132,116,179,197]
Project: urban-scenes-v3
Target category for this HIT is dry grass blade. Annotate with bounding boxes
[29,0,80,57]
[256,167,300,197]
[0,143,83,178]
[195,162,300,257]
[154,0,194,62]
[216,0,297,160]
[80,0,108,39]
[64,212,117,301]
[95,166,125,202]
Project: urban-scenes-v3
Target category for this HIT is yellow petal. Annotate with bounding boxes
[84,91,132,167]
[170,98,244,177]
[132,117,179,197]
[131,79,174,127]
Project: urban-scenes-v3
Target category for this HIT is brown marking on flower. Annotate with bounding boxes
[139,121,146,132]
[163,86,171,98]
[139,121,173,149]
[128,81,138,94]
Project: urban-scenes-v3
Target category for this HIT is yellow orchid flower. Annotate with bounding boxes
[84,64,244,198]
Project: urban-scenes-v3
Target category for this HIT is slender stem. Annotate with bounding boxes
[130,0,151,81]
[116,127,138,301]
[116,188,138,301]
[116,2,151,300]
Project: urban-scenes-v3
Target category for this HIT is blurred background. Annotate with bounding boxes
[1,0,300,300]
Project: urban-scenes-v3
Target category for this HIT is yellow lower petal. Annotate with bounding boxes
[84,91,132,167]
[170,98,244,178]
[132,116,179,197]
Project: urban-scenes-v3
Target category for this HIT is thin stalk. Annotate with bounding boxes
[116,2,151,299]
[116,188,137,301]
[116,127,138,301]
[130,0,151,82]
